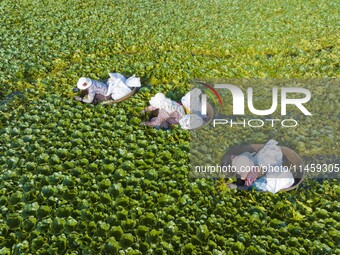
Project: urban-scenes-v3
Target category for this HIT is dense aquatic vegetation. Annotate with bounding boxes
[0,0,339,254]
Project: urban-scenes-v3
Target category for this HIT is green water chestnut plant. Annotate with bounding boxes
[0,0,339,254]
[1,94,338,253]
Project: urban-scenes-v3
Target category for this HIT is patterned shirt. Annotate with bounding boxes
[144,105,185,127]
[245,166,262,186]
[83,80,108,103]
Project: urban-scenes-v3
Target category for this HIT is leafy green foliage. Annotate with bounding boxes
[0,0,339,254]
